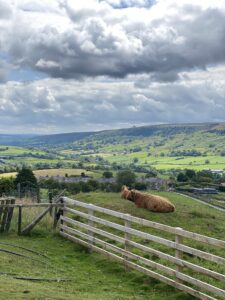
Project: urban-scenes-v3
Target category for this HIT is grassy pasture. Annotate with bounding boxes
[1,192,224,299]
[100,152,225,170]
[0,168,101,179]
[0,146,47,156]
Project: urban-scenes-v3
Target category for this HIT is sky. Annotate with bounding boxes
[0,0,225,134]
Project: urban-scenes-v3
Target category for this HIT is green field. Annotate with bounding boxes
[57,129,225,171]
[0,146,47,156]
[1,192,224,299]
[1,124,225,173]
[0,168,102,179]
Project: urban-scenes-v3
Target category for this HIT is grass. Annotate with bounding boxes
[0,146,46,156]
[0,231,189,299]
[1,192,224,299]
[0,168,101,179]
[73,191,225,240]
[0,234,192,300]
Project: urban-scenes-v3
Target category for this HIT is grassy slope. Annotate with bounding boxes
[74,192,225,239]
[0,234,190,300]
[1,124,225,171]
[0,146,47,156]
[1,192,224,299]
[62,130,225,171]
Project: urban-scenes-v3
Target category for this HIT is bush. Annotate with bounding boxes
[102,171,113,178]
[134,182,147,190]
[0,177,15,196]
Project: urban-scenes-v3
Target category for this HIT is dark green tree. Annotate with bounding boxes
[185,169,196,180]
[0,177,15,196]
[177,172,188,182]
[14,167,38,189]
[102,171,113,178]
[116,170,136,187]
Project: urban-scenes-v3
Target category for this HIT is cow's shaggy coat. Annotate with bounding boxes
[121,186,175,213]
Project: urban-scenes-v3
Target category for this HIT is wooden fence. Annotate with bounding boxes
[0,191,65,235]
[59,197,225,300]
[0,198,15,233]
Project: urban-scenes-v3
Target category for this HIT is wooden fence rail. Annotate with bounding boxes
[0,198,15,233]
[60,197,225,300]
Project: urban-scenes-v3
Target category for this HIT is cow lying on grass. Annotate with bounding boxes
[121,185,175,213]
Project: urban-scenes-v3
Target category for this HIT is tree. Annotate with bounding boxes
[133,157,139,163]
[0,177,15,196]
[14,167,39,199]
[185,169,196,180]
[14,167,37,188]
[177,172,188,182]
[102,171,113,178]
[116,170,136,187]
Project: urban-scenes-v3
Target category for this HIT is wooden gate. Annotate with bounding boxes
[0,198,15,233]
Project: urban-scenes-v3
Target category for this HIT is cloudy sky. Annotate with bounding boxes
[1,0,225,134]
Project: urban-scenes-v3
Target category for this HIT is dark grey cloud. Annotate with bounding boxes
[102,0,156,9]
[1,1,225,81]
[0,1,225,133]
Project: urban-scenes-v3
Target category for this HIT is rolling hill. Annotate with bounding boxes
[1,123,225,172]
[12,122,225,146]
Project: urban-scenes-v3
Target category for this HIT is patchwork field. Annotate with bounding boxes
[1,123,225,173]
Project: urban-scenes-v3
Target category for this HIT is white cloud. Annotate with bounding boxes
[0,0,225,132]
[0,65,225,133]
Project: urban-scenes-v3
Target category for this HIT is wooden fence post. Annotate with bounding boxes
[36,187,40,203]
[0,199,5,226]
[18,205,22,235]
[5,198,15,232]
[1,199,10,232]
[88,204,94,253]
[175,227,183,282]
[48,192,53,216]
[60,197,64,232]
[53,208,58,229]
[124,214,131,271]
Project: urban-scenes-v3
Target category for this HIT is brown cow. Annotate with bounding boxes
[121,185,132,200]
[121,186,175,213]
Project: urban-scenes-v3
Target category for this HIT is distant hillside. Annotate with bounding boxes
[2,122,225,147]
[23,122,224,146]
[1,122,225,171]
[0,134,37,146]
[94,123,218,138]
[28,131,95,146]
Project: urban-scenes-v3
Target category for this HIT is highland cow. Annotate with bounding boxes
[121,185,132,200]
[121,186,175,213]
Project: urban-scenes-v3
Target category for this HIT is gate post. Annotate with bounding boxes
[18,205,22,235]
[48,192,53,216]
[88,204,94,253]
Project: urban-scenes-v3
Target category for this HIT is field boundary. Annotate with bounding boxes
[59,197,225,300]
[176,193,225,212]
